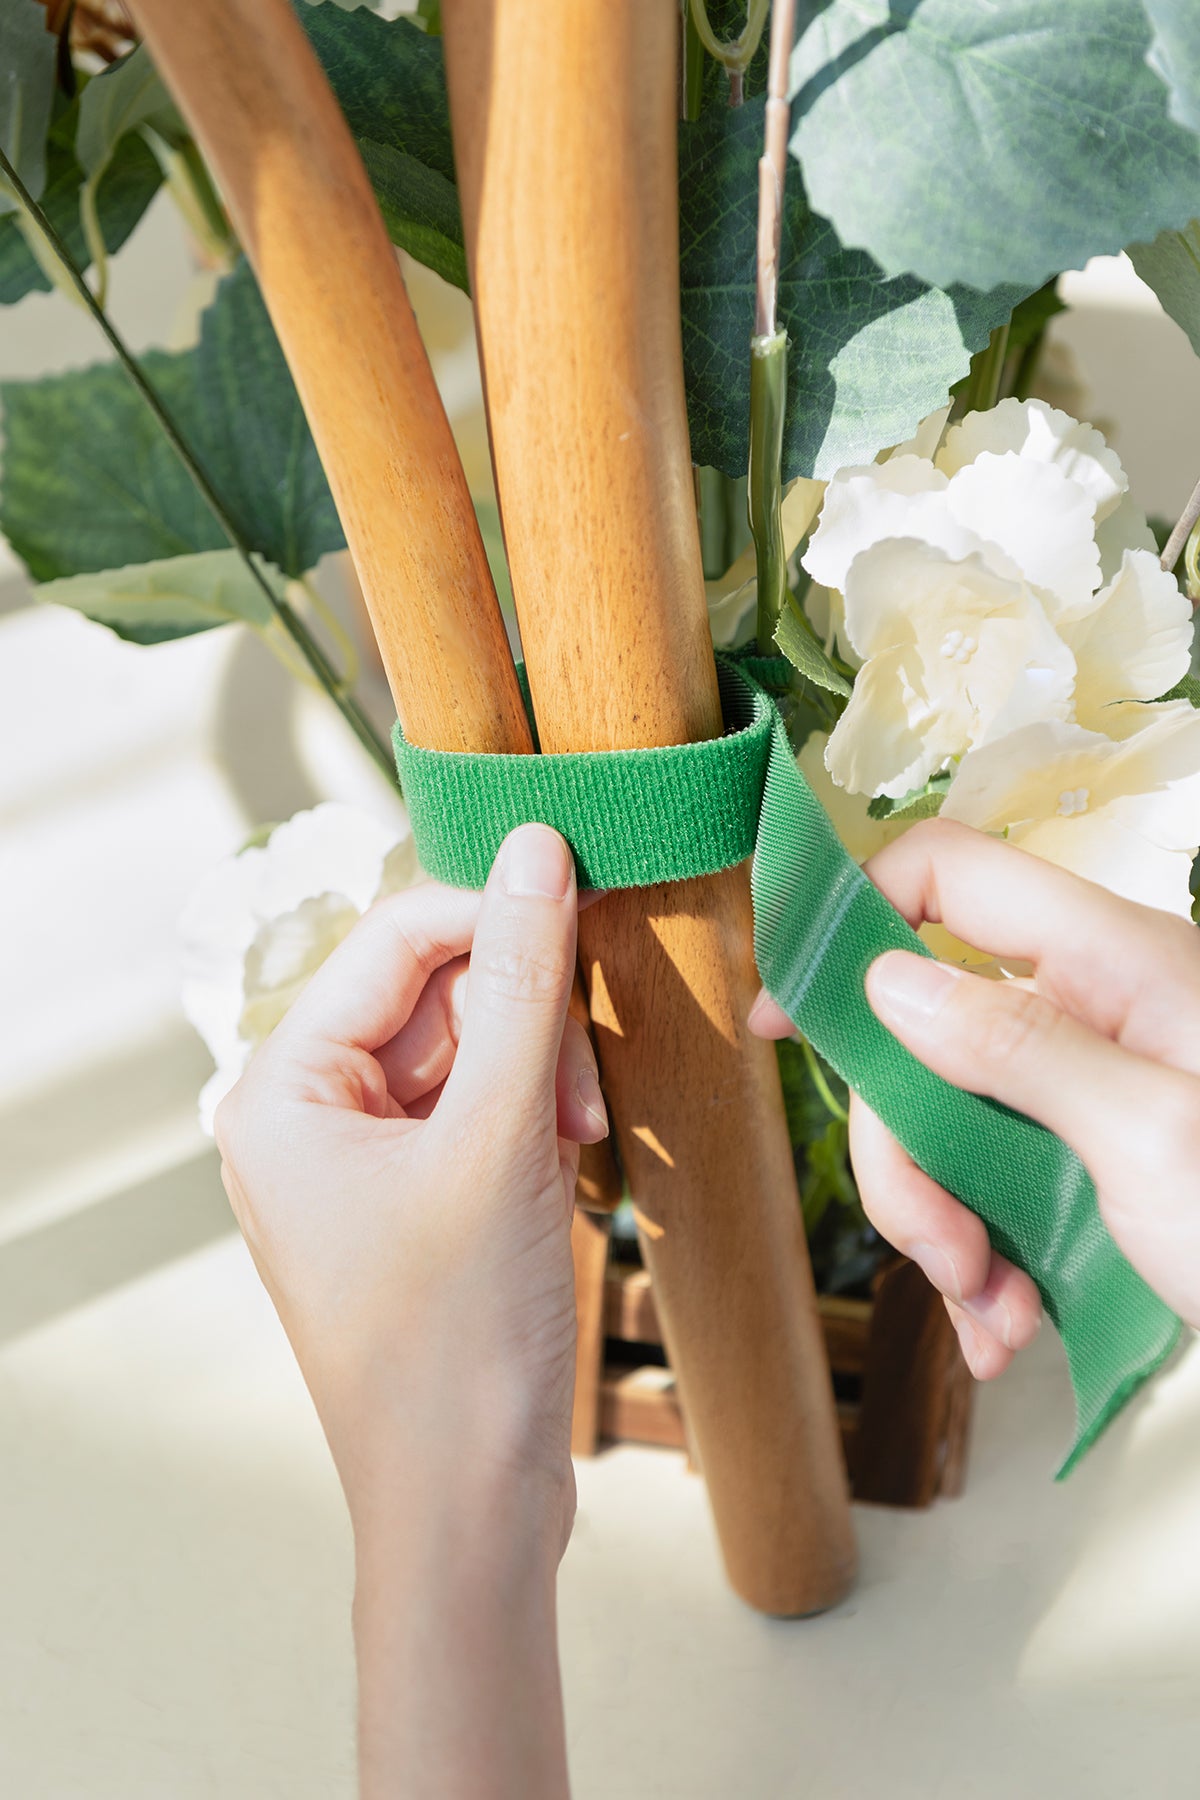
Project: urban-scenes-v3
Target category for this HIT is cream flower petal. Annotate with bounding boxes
[797,732,908,863]
[945,452,1100,619]
[180,802,423,1136]
[884,404,952,463]
[828,541,1074,796]
[1094,489,1157,584]
[943,706,1200,918]
[825,646,942,798]
[802,456,991,602]
[936,397,1127,523]
[1064,550,1193,729]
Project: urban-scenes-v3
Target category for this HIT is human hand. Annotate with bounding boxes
[214,822,607,1543]
[750,819,1200,1378]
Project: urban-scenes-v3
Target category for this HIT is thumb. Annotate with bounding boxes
[439,824,578,1139]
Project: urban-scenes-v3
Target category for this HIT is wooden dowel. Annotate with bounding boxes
[129,0,623,1311]
[443,0,856,1614]
[127,0,528,756]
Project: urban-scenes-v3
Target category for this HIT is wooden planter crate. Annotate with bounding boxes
[572,1211,975,1509]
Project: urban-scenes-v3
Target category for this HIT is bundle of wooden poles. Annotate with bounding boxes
[130,0,857,1617]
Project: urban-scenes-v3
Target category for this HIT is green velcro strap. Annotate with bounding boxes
[394,660,771,890]
[393,653,1182,1476]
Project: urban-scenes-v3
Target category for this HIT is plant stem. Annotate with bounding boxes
[0,142,395,781]
[688,0,769,81]
[801,1035,848,1124]
[682,1,707,121]
[751,331,788,647]
[751,0,795,649]
[1162,472,1200,591]
[962,320,1011,416]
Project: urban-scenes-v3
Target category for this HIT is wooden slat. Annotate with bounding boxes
[570,1209,613,1457]
[604,1263,871,1378]
[851,1259,964,1508]
[442,0,855,1617]
[599,1368,860,1470]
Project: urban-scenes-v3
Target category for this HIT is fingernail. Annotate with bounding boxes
[963,1290,1015,1350]
[577,1064,609,1137]
[908,1240,963,1306]
[868,952,965,1027]
[950,1310,982,1376]
[502,825,572,900]
[747,990,771,1031]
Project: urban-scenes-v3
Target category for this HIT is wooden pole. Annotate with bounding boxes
[443,0,856,1613]
[127,0,527,756]
[127,0,621,1243]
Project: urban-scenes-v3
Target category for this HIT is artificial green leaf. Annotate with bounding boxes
[679,96,1025,481]
[867,774,951,823]
[0,0,57,212]
[1162,673,1200,706]
[0,259,343,581]
[0,93,162,305]
[1144,0,1200,135]
[774,594,851,698]
[789,0,1200,293]
[1128,219,1200,357]
[299,0,465,287]
[357,138,466,289]
[36,549,278,644]
[75,45,181,180]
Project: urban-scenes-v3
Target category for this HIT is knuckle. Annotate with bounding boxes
[477,939,566,1009]
[963,983,1057,1070]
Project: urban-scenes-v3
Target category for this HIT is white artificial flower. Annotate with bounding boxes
[800,396,1188,801]
[942,701,1200,918]
[796,732,908,865]
[935,397,1127,525]
[823,539,1076,798]
[180,801,422,1132]
[1062,548,1192,730]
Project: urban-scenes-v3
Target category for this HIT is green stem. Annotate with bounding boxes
[688,0,769,77]
[1010,327,1045,403]
[0,142,395,783]
[750,329,788,648]
[682,2,706,121]
[800,1035,848,1125]
[962,320,1011,416]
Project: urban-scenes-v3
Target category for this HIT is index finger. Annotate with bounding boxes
[865,820,1200,1068]
[275,882,482,1055]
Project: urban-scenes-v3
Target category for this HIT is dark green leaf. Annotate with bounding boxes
[0,0,57,210]
[0,94,162,305]
[0,259,343,581]
[1128,220,1200,357]
[679,97,1025,480]
[774,593,851,697]
[357,138,466,289]
[1144,0,1200,134]
[867,773,952,823]
[1161,672,1200,706]
[299,1,466,286]
[789,0,1200,293]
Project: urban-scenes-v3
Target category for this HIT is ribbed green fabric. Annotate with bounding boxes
[393,655,1181,1475]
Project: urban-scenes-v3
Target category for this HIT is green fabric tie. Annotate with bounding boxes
[394,654,1182,1476]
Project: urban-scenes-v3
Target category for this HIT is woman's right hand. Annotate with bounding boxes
[750,820,1200,1376]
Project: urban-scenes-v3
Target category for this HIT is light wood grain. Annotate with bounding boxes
[443,0,855,1615]
[128,0,528,755]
